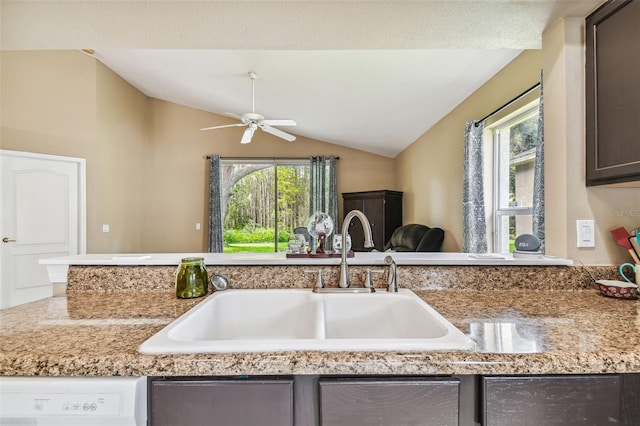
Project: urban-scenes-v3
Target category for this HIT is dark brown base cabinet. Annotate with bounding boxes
[149,377,294,426]
[483,375,625,425]
[319,377,459,426]
[342,190,403,251]
[148,374,640,426]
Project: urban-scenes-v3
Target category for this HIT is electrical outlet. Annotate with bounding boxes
[576,220,595,247]
[195,223,201,230]
[102,224,110,233]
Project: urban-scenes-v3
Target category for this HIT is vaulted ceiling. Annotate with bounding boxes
[1,1,603,157]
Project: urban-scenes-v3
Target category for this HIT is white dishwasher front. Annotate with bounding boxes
[0,376,146,426]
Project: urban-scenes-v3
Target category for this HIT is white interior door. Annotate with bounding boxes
[0,150,85,309]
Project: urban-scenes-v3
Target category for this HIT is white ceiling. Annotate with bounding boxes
[90,48,523,156]
[1,0,603,157]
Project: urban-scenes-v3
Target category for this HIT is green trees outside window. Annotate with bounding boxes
[221,160,310,253]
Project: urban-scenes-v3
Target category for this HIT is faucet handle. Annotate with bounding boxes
[384,255,398,292]
[304,269,324,289]
[364,269,384,289]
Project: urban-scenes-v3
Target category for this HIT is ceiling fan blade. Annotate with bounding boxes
[200,123,246,131]
[240,127,255,144]
[262,119,297,127]
[261,124,296,142]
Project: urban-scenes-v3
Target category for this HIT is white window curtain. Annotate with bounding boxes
[309,156,338,249]
[208,154,224,253]
[532,71,545,252]
[463,120,488,253]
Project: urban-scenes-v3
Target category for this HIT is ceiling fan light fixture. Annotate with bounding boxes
[200,71,297,144]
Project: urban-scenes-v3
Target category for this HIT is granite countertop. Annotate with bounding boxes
[1,288,638,377]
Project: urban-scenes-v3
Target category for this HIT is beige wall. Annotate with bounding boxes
[395,50,543,252]
[144,99,396,252]
[94,61,151,253]
[1,50,396,253]
[543,18,640,265]
[1,51,152,253]
[396,19,640,263]
[1,50,97,156]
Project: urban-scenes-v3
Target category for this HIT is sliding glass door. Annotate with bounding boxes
[221,159,310,253]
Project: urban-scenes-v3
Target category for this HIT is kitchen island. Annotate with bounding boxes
[2,253,639,425]
[2,252,638,376]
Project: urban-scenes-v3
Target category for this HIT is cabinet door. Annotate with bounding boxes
[343,191,403,251]
[483,375,620,425]
[382,193,403,247]
[363,196,384,250]
[343,197,365,250]
[621,373,640,425]
[586,0,640,185]
[342,197,362,214]
[319,377,459,426]
[149,377,294,426]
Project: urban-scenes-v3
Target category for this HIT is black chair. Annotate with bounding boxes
[384,224,445,252]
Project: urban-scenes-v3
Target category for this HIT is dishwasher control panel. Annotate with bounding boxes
[3,392,120,416]
[0,376,146,425]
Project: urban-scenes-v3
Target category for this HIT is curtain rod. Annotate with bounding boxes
[475,82,541,126]
[205,156,340,160]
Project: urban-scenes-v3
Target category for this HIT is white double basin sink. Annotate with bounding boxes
[139,289,474,354]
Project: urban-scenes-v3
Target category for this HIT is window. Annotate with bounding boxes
[220,159,310,253]
[487,101,540,253]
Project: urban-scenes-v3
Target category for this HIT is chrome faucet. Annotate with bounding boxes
[384,255,398,292]
[339,210,374,288]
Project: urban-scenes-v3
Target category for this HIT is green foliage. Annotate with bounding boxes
[225,165,311,231]
[510,114,538,157]
[225,168,275,229]
[276,166,310,231]
[222,163,310,253]
[224,226,272,243]
[225,179,252,227]
[224,226,289,244]
[224,242,289,253]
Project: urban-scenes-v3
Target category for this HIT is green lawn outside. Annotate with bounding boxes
[224,242,288,253]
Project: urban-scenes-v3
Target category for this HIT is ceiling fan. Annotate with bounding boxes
[200,71,297,144]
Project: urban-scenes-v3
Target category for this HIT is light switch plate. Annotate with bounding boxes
[577,219,595,247]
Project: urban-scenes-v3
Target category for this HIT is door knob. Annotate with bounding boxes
[2,237,16,243]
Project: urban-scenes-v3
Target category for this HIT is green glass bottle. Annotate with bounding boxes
[175,257,208,299]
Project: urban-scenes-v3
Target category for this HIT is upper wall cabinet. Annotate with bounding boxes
[585,0,640,186]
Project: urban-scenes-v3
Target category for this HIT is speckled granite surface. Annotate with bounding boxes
[67,264,618,292]
[1,286,638,377]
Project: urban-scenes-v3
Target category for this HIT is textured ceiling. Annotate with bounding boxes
[1,0,603,156]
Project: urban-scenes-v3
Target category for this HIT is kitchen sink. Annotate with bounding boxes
[138,289,473,354]
[322,294,449,339]
[168,290,319,341]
